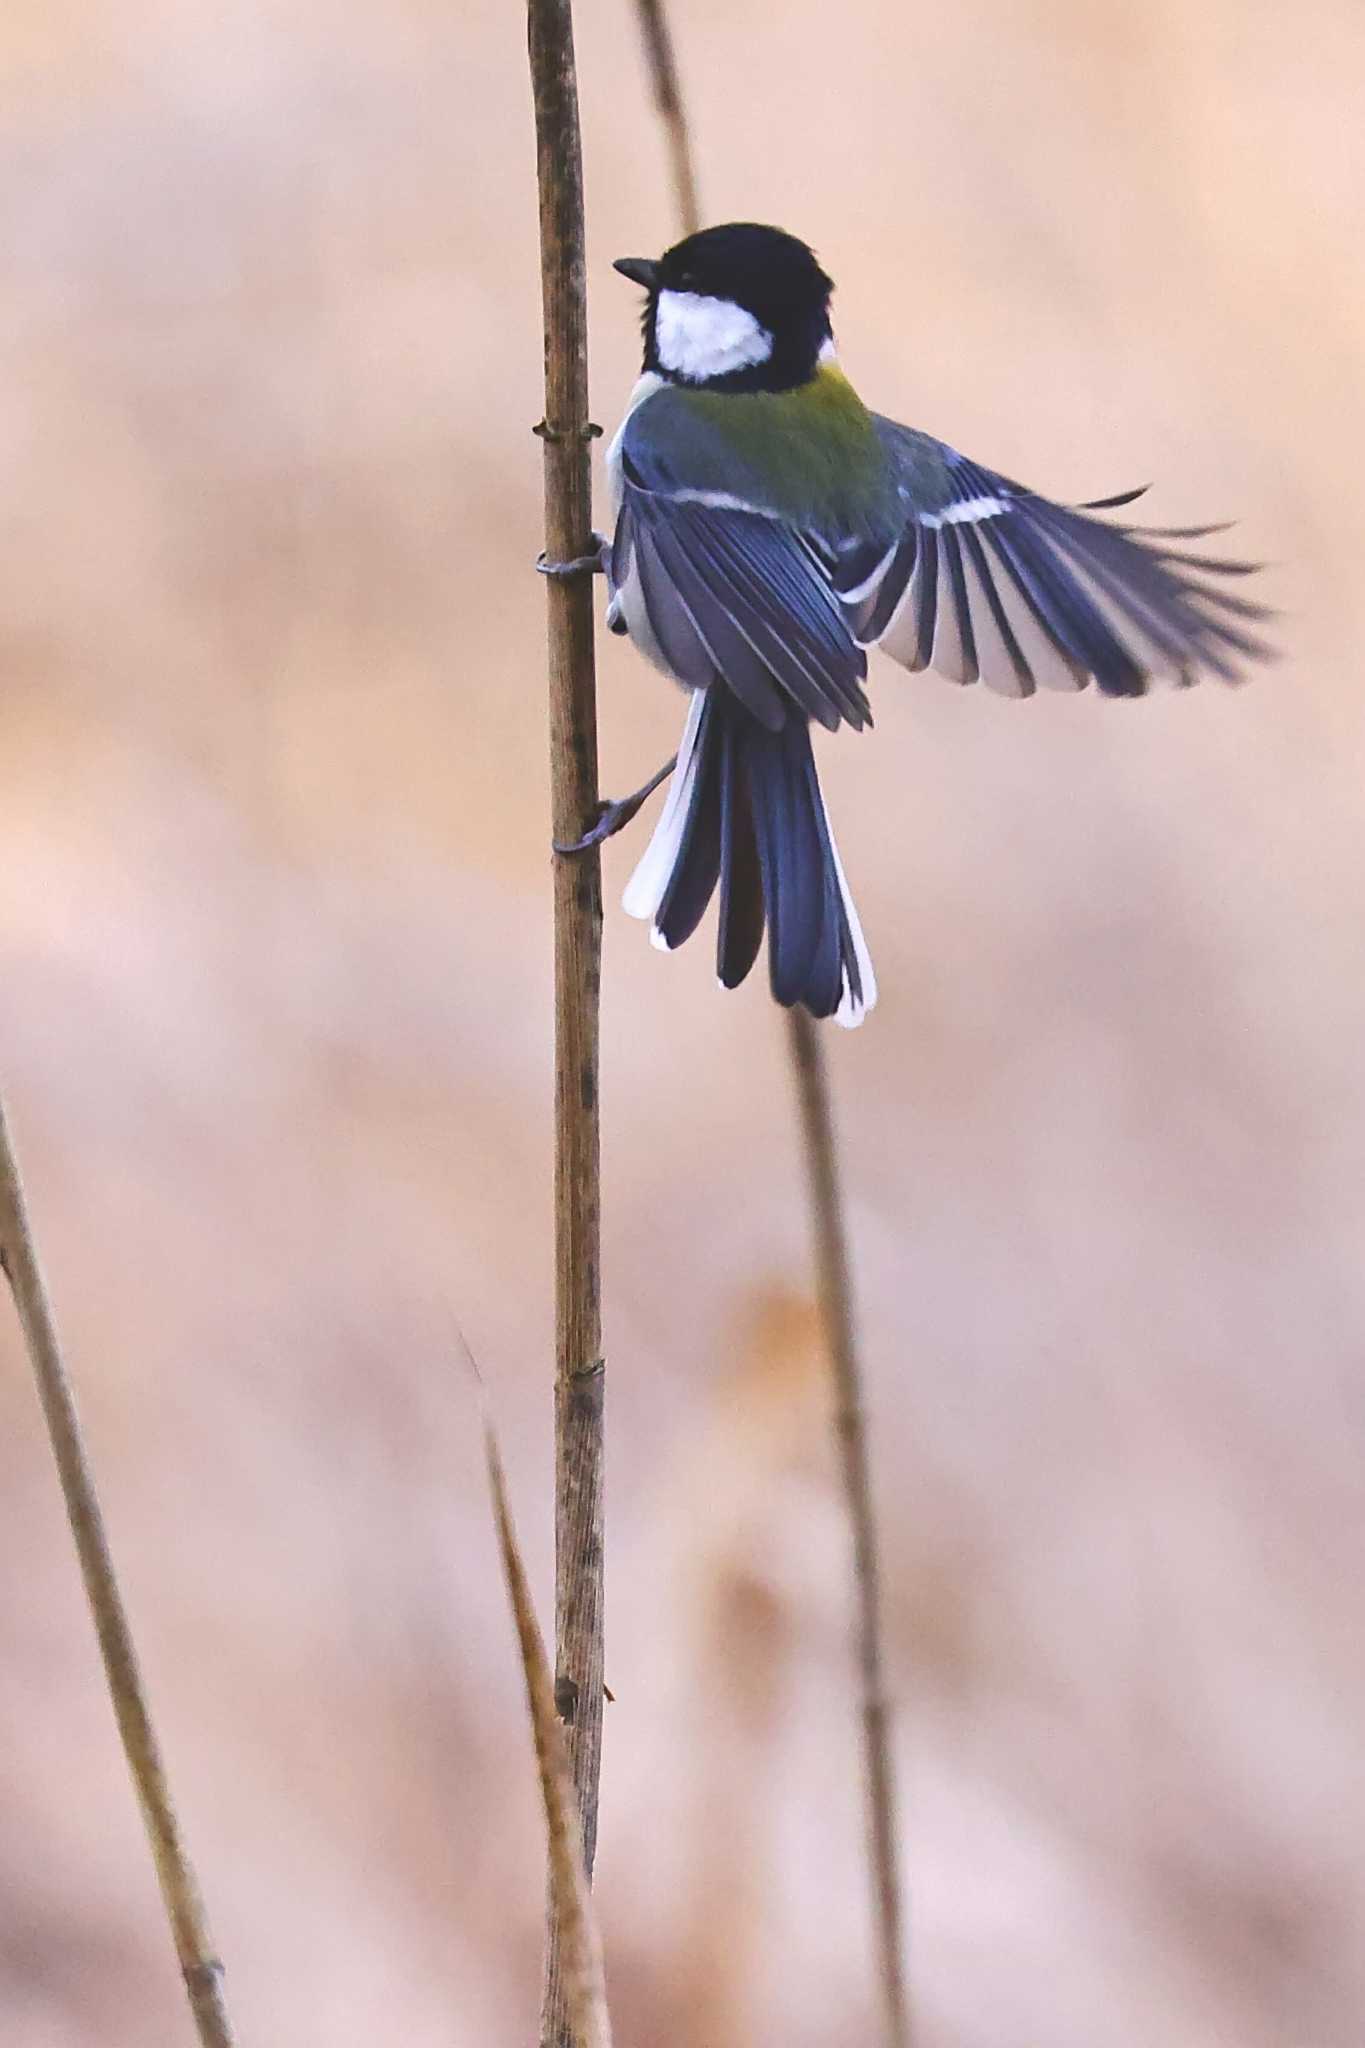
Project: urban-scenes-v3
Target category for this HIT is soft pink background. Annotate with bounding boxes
[1,2,1360,2042]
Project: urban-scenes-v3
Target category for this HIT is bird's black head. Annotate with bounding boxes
[615,223,835,393]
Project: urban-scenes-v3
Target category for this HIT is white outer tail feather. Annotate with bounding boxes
[622,690,707,940]
[820,788,878,1028]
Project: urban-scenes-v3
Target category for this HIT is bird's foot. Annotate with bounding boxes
[553,754,678,855]
[537,533,610,581]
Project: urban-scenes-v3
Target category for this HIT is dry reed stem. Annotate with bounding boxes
[787,1012,910,2046]
[525,3,606,2043]
[633,0,702,238]
[0,1095,237,2048]
[482,1397,612,2048]
[627,10,911,2039]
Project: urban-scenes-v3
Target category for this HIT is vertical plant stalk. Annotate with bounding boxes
[787,1011,909,2047]
[633,0,702,238]
[627,11,910,2041]
[525,3,606,2044]
[0,1096,237,2048]
[482,1395,612,2048]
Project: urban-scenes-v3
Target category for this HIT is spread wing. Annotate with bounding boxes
[835,419,1273,698]
[611,406,872,735]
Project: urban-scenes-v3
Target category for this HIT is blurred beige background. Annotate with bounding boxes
[1,1,1361,2042]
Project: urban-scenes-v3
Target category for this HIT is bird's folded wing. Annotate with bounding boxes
[835,418,1273,698]
[613,453,872,735]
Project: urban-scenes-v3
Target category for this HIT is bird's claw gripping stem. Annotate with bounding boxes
[537,533,610,580]
[553,754,678,855]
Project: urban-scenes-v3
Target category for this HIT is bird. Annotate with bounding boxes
[547,222,1271,1027]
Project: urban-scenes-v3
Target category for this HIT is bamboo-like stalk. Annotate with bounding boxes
[626,12,910,2041]
[524,5,607,2045]
[0,1095,237,2048]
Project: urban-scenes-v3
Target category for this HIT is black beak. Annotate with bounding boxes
[613,257,659,289]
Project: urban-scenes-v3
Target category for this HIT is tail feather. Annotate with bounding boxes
[621,690,707,931]
[624,689,877,1027]
[745,716,836,1011]
[717,719,764,990]
[655,694,723,948]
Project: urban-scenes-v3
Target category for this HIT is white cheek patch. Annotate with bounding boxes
[654,289,773,380]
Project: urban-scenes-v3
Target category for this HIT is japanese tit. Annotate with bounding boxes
[599,223,1269,1026]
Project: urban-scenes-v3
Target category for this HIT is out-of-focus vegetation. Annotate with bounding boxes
[1,2,1360,2042]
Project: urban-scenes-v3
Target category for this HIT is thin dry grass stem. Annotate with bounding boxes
[787,1011,910,2047]
[633,0,701,236]
[626,9,911,2037]
[0,1095,237,2048]
[481,1394,612,2048]
[525,4,606,2043]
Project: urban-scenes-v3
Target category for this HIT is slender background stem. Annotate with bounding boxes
[633,0,702,244]
[525,4,606,2043]
[481,1387,612,2048]
[0,1096,237,2048]
[626,11,911,2039]
[787,1010,910,2047]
